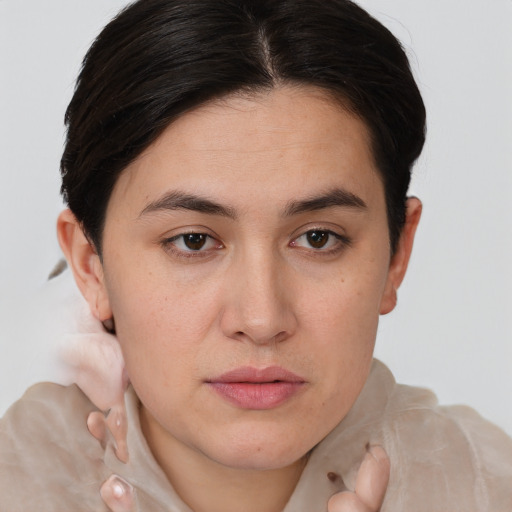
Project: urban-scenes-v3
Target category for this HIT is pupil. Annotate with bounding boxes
[184,234,206,250]
[307,231,328,249]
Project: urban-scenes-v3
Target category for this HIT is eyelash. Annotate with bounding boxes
[160,228,351,260]
[289,228,351,256]
[161,232,223,259]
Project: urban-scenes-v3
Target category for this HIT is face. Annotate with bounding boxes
[93,86,403,471]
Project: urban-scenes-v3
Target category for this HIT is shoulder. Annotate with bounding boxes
[286,361,512,511]
[311,361,512,511]
[379,369,512,511]
[0,382,109,511]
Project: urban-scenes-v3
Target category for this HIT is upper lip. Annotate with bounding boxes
[208,366,305,383]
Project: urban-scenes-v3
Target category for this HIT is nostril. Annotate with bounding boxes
[232,330,290,345]
[273,331,289,344]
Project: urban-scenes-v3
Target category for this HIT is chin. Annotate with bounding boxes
[206,430,312,471]
[216,451,307,472]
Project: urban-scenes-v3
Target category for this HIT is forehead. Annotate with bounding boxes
[148,86,372,160]
[109,85,383,217]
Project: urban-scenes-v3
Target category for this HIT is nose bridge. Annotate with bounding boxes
[221,243,296,345]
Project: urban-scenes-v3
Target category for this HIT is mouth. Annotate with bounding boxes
[206,366,306,410]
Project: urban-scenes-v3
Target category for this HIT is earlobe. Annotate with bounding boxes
[379,197,422,315]
[57,209,112,321]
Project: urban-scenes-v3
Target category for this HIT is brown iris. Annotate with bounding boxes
[183,233,208,250]
[306,230,330,249]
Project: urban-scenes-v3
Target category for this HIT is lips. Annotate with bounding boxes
[206,366,306,410]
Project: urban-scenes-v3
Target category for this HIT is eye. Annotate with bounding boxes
[290,229,350,253]
[178,233,210,251]
[162,232,223,257]
[303,230,331,249]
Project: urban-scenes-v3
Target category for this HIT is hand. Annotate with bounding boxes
[45,267,128,414]
[327,445,390,512]
[29,265,130,462]
[50,269,130,463]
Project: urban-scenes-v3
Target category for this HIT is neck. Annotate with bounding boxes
[140,407,307,512]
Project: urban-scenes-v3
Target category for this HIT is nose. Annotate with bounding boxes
[220,249,297,346]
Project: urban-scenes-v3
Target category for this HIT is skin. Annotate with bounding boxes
[58,85,421,512]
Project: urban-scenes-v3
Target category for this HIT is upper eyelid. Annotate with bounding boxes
[162,226,348,241]
[160,225,350,246]
[161,226,221,242]
[291,224,348,240]
[165,232,220,247]
[292,229,347,245]
[295,229,343,239]
[167,232,211,241]
[161,233,222,259]
[290,227,352,252]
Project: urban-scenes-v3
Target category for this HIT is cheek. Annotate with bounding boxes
[104,265,224,388]
[298,257,387,410]
[299,256,385,348]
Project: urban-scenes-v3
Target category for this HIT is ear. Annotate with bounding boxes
[379,197,422,315]
[57,209,112,321]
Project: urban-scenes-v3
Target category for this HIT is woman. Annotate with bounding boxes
[1,1,511,511]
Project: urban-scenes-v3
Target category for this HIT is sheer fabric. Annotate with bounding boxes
[1,360,511,511]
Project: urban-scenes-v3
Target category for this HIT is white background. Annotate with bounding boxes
[1,1,511,435]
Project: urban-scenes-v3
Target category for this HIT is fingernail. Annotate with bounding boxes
[112,482,125,498]
[100,475,135,511]
[367,443,388,462]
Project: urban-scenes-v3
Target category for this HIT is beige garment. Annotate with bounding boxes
[1,360,511,511]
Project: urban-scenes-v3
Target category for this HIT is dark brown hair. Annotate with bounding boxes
[61,0,426,253]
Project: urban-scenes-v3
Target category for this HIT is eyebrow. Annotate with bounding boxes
[139,186,366,220]
[283,187,367,216]
[139,191,237,219]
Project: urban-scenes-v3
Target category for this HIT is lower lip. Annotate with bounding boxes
[208,382,304,410]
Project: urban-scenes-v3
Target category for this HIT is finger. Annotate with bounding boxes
[100,474,136,512]
[106,404,129,463]
[87,411,107,447]
[354,445,390,511]
[328,491,370,512]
